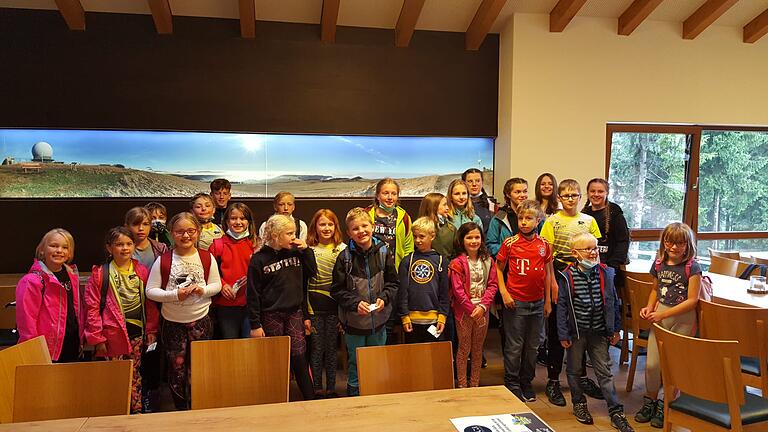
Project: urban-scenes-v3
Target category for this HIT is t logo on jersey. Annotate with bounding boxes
[516,258,531,276]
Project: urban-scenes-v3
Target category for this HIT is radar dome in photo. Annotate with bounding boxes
[31,141,53,162]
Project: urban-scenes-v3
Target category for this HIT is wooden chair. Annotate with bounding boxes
[357,341,454,396]
[709,248,742,261]
[708,255,741,277]
[12,360,131,422]
[190,336,290,409]
[619,270,654,364]
[753,256,768,266]
[654,323,768,432]
[0,336,51,423]
[625,277,654,392]
[699,300,768,393]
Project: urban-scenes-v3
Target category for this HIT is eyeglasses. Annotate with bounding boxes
[663,240,687,248]
[559,194,581,201]
[173,228,198,237]
[574,247,599,254]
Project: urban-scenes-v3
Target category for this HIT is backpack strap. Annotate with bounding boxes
[160,251,173,289]
[198,249,212,283]
[99,263,110,315]
[684,259,693,279]
[295,218,302,240]
[31,270,46,298]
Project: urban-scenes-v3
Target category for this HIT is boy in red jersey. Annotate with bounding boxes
[495,200,553,402]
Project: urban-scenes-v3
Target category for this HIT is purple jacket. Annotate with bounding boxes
[16,260,85,361]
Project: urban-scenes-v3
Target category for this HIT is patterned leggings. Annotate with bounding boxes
[108,336,144,414]
[262,309,314,400]
[310,314,339,392]
[161,315,213,410]
[455,311,489,388]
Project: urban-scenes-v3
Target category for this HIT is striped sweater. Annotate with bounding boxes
[570,268,606,332]
[308,243,346,315]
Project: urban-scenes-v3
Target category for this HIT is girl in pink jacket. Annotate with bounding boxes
[16,228,84,362]
[449,222,499,388]
[84,227,160,413]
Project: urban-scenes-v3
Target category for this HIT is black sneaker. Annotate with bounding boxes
[610,411,635,432]
[573,402,593,424]
[481,354,488,369]
[545,380,566,406]
[521,385,536,402]
[634,396,655,423]
[346,385,360,397]
[650,399,664,428]
[505,385,525,402]
[580,376,605,400]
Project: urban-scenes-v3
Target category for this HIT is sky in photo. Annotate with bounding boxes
[0,129,493,181]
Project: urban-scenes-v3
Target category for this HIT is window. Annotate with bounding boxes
[607,125,768,260]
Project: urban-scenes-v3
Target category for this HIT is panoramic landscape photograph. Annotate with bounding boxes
[0,129,494,198]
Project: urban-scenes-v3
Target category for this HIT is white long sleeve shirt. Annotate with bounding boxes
[146,251,221,323]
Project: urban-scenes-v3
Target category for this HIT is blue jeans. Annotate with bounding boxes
[502,299,543,390]
[345,328,387,389]
[566,330,623,412]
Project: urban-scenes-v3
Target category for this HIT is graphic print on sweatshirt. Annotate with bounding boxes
[263,256,301,274]
[410,259,435,284]
[169,259,206,306]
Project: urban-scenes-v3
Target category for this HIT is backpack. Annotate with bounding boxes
[160,250,212,289]
[654,258,712,302]
[738,263,768,280]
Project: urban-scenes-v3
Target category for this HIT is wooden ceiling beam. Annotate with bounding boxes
[549,0,588,32]
[395,0,426,48]
[148,0,173,35]
[465,0,507,51]
[618,0,665,36]
[321,0,341,43]
[743,8,768,43]
[54,0,85,31]
[238,0,256,39]
[682,0,738,40]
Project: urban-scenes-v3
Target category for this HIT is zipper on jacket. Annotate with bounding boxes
[561,269,580,341]
[55,279,63,359]
[364,254,374,334]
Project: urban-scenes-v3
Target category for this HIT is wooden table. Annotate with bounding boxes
[1,386,534,432]
[706,272,768,308]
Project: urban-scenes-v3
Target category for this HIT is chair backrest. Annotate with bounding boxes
[0,286,15,330]
[654,323,744,406]
[0,336,51,423]
[626,277,654,335]
[190,336,290,410]
[709,248,741,261]
[754,256,768,266]
[708,255,741,277]
[12,360,131,422]
[624,270,654,284]
[357,341,454,396]
[699,300,768,365]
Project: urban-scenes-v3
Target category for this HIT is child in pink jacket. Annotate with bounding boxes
[449,222,499,388]
[84,227,160,413]
[16,228,84,362]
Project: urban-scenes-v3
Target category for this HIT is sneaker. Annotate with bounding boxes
[545,380,566,406]
[346,385,360,397]
[505,385,525,402]
[634,396,655,423]
[521,385,536,402]
[573,402,593,424]
[481,354,488,369]
[610,411,635,432]
[580,376,605,400]
[325,391,339,398]
[650,399,664,428]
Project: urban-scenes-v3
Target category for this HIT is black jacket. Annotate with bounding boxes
[583,202,630,268]
[247,245,316,330]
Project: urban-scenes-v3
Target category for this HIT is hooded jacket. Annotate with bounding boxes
[583,202,630,268]
[486,206,518,257]
[331,238,399,335]
[448,254,499,321]
[397,250,449,325]
[16,260,85,361]
[84,260,160,356]
[556,264,621,341]
[365,205,413,269]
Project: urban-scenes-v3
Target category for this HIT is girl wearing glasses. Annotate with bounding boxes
[146,212,222,410]
[634,222,701,428]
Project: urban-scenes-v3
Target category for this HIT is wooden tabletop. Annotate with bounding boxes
[2,386,532,432]
[706,272,768,309]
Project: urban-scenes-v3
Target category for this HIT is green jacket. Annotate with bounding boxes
[366,205,414,269]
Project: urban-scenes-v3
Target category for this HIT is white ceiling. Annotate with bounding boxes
[2,0,767,33]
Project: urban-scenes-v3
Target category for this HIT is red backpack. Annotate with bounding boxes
[654,258,712,302]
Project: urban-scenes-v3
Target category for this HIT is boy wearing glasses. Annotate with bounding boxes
[556,233,633,432]
[540,179,602,407]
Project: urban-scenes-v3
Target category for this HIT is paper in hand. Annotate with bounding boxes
[367,303,378,313]
[427,325,440,338]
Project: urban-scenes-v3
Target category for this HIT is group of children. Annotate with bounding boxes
[15,172,706,431]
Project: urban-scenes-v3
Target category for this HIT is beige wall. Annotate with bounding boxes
[495,13,768,201]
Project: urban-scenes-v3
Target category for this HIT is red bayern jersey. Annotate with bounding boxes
[495,234,552,302]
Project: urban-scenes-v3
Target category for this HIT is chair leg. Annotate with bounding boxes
[620,329,630,365]
[625,347,638,392]
[662,403,671,432]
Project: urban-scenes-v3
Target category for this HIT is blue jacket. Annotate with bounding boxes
[556,264,621,341]
[486,207,516,257]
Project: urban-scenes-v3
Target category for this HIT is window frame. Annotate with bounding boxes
[605,123,768,243]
